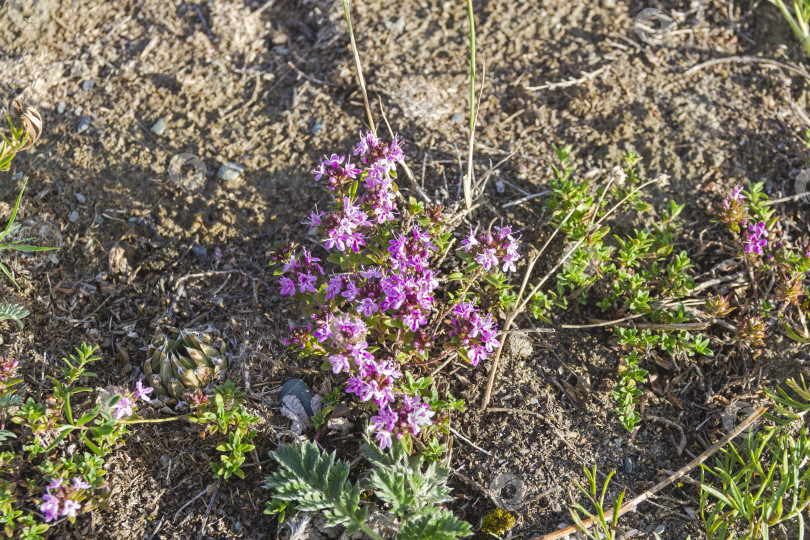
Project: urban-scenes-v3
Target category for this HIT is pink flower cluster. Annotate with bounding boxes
[718,186,747,230]
[744,221,768,256]
[370,395,435,450]
[39,476,91,522]
[312,154,361,191]
[448,302,500,366]
[279,248,324,296]
[274,132,518,450]
[110,379,152,420]
[0,356,18,383]
[461,224,521,272]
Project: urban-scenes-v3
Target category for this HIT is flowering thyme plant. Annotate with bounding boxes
[717,181,809,345]
[272,132,521,451]
[0,345,256,538]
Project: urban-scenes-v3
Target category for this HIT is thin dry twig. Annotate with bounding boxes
[534,407,767,540]
[448,426,492,456]
[502,190,551,209]
[684,55,810,82]
[173,482,216,522]
[196,479,221,540]
[524,65,609,91]
[343,0,375,134]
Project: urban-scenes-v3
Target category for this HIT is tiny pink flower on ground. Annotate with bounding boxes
[61,499,81,519]
[134,379,153,402]
[744,221,768,255]
[72,477,91,490]
[40,494,61,522]
[0,356,19,382]
[111,394,134,419]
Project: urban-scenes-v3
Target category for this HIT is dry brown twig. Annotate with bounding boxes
[343,0,375,135]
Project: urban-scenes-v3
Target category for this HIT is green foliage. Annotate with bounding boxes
[771,0,810,57]
[0,341,257,535]
[570,466,625,540]
[264,439,472,540]
[0,303,29,329]
[0,105,34,172]
[699,377,810,539]
[0,179,56,289]
[609,351,648,432]
[188,381,259,480]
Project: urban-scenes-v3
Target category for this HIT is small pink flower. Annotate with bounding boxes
[134,379,153,402]
[110,394,134,420]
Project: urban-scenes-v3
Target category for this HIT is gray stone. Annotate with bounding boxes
[68,210,79,223]
[624,456,633,474]
[311,121,323,135]
[77,117,90,133]
[75,193,86,204]
[451,113,465,124]
[654,525,665,535]
[151,117,167,136]
[56,102,66,114]
[217,162,245,182]
[279,379,314,416]
[81,80,94,91]
[191,244,207,264]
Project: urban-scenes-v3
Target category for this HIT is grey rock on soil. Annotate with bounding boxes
[151,117,167,135]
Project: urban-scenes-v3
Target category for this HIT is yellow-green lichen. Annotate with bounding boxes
[480,508,516,537]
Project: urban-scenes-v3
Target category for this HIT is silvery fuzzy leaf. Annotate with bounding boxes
[310,394,323,414]
[283,511,315,540]
[326,417,351,435]
[281,395,312,435]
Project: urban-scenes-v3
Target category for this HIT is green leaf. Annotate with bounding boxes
[397,508,472,539]
[0,303,29,328]
[265,442,366,529]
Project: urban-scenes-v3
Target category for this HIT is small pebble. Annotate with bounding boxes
[388,17,405,34]
[451,113,465,124]
[10,171,23,182]
[654,525,665,535]
[56,102,66,114]
[311,121,323,135]
[77,117,90,133]
[191,244,207,264]
[151,117,167,136]
[274,46,288,55]
[217,162,245,182]
[81,80,94,91]
[68,210,79,223]
[233,522,243,532]
[94,216,104,225]
[624,456,633,474]
[75,193,86,204]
